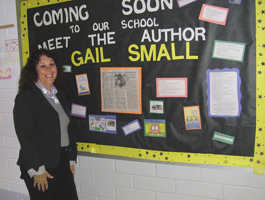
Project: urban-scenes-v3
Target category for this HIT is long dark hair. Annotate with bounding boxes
[18,49,65,92]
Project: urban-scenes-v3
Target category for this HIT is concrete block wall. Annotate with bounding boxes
[0,0,264,199]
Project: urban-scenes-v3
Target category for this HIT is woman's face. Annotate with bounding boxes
[36,54,57,91]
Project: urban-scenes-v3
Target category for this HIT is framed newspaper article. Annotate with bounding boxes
[100,67,142,114]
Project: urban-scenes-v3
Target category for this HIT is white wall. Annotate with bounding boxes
[0,1,265,199]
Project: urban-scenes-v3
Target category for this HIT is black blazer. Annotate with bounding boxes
[13,84,77,171]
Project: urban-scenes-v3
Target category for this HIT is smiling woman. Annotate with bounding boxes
[36,54,58,92]
[13,49,79,200]
[18,49,64,93]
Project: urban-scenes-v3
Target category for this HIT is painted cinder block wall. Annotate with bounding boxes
[0,1,265,199]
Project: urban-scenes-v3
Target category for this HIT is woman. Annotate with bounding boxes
[13,49,79,200]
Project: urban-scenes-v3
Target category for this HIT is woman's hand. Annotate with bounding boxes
[33,171,53,192]
[70,165,75,177]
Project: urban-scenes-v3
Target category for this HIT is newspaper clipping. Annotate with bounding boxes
[100,67,141,114]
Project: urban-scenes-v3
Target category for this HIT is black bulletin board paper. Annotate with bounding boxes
[26,0,255,157]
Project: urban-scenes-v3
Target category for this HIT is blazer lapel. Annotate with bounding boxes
[31,84,55,110]
[31,84,71,119]
[56,90,71,119]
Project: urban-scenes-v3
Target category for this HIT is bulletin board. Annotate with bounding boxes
[19,0,265,174]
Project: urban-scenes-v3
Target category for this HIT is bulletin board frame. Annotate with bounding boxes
[19,0,265,174]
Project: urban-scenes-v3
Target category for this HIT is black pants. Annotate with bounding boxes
[20,148,78,200]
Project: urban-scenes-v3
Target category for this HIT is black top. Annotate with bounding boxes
[13,84,77,171]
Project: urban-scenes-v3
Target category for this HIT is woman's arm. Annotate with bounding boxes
[13,92,43,171]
